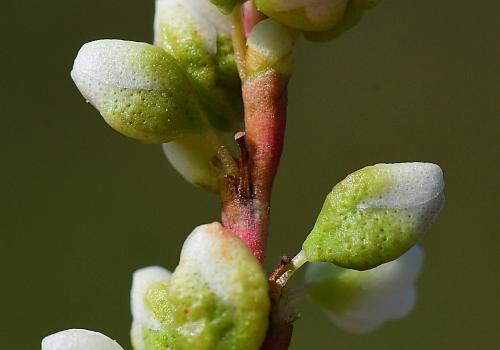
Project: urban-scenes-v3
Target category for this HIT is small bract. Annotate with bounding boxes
[71,40,203,143]
[42,329,124,350]
[302,162,444,270]
[131,223,270,350]
[305,245,424,333]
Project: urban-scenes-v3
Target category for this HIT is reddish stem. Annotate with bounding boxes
[260,323,294,350]
[221,4,292,349]
[221,71,287,263]
[243,72,287,204]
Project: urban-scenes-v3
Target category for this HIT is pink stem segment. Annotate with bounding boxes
[221,4,292,350]
[221,71,287,263]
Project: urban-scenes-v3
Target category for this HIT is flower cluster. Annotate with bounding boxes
[50,0,446,349]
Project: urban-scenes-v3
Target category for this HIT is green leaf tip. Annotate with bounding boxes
[71,39,203,144]
[130,223,270,350]
[302,162,444,270]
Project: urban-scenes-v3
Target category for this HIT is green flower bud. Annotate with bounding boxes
[134,223,270,350]
[162,134,225,192]
[305,245,423,333]
[246,19,295,77]
[71,40,203,144]
[303,0,379,42]
[254,0,348,32]
[302,163,444,270]
[154,0,242,132]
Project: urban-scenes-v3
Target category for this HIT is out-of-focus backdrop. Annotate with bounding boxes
[2,0,499,349]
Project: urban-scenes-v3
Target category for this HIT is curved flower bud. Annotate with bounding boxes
[141,223,270,350]
[254,0,348,32]
[303,162,444,270]
[130,266,171,350]
[303,0,379,42]
[305,245,424,333]
[154,0,242,132]
[71,40,203,143]
[246,19,295,78]
[42,329,124,350]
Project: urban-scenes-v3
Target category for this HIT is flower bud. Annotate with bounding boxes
[130,266,171,350]
[303,0,379,42]
[162,134,225,192]
[246,19,295,78]
[254,0,348,32]
[71,40,203,143]
[42,329,124,350]
[133,223,270,350]
[306,245,423,333]
[303,163,444,270]
[154,0,242,132]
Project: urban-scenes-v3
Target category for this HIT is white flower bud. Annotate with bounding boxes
[154,0,232,57]
[255,0,348,32]
[41,329,124,350]
[306,245,424,333]
[130,265,171,350]
[162,135,222,192]
[303,162,444,270]
[71,40,202,144]
[246,19,295,77]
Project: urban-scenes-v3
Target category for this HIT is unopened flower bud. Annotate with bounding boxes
[162,134,226,192]
[133,223,270,350]
[254,0,348,32]
[154,0,242,132]
[130,266,171,350]
[303,0,379,42]
[305,245,424,333]
[71,40,203,143]
[42,329,124,350]
[246,19,295,77]
[303,162,444,270]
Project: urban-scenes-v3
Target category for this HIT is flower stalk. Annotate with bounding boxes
[221,5,288,264]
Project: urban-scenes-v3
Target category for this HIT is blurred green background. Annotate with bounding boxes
[2,0,499,349]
